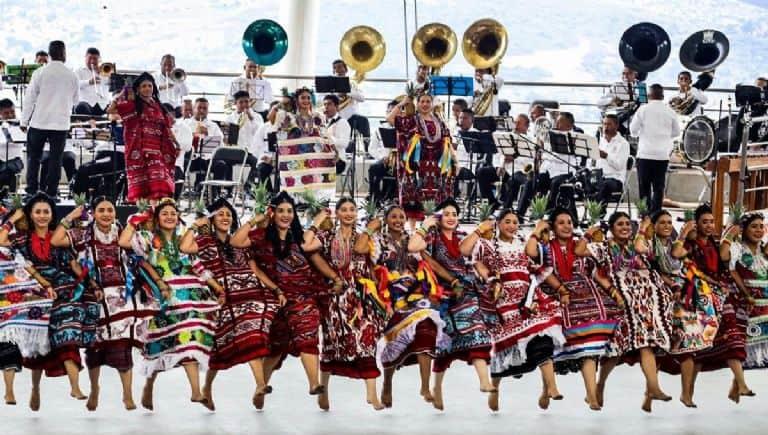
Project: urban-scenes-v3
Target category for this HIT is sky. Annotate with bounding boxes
[1,0,766,124]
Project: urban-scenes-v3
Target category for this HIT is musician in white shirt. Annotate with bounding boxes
[21,40,79,198]
[367,100,399,205]
[0,99,24,191]
[183,97,225,190]
[630,84,681,214]
[454,108,480,199]
[500,113,532,209]
[153,54,189,110]
[74,47,111,116]
[224,90,263,185]
[251,101,281,191]
[331,59,370,157]
[669,70,708,116]
[473,67,504,117]
[224,59,273,119]
[35,51,49,65]
[322,95,351,175]
[449,98,469,136]
[593,114,630,208]
[407,64,431,96]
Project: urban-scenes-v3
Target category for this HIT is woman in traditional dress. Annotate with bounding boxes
[354,204,449,408]
[577,212,673,412]
[303,197,387,411]
[51,196,155,411]
[386,94,454,221]
[0,193,97,410]
[0,209,53,406]
[647,210,719,407]
[462,209,565,412]
[527,208,622,411]
[721,212,768,372]
[268,87,323,140]
[107,72,179,203]
[231,191,326,410]
[118,198,221,411]
[179,198,285,410]
[408,199,495,410]
[688,204,753,403]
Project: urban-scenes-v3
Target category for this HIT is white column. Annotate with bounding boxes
[277,0,318,91]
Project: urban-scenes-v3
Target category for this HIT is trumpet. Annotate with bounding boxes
[171,68,186,83]
[99,62,116,77]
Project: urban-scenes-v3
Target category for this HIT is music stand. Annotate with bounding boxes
[430,76,474,97]
[314,76,351,94]
[227,124,240,146]
[379,127,396,148]
[473,116,496,132]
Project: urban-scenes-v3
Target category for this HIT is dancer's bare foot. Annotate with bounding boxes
[317,388,329,411]
[199,385,215,411]
[309,385,325,395]
[141,384,153,411]
[480,382,497,393]
[253,385,270,410]
[538,391,550,410]
[4,392,16,405]
[381,383,392,408]
[123,396,136,411]
[584,396,601,411]
[70,388,87,400]
[596,381,605,407]
[548,389,564,401]
[641,393,652,413]
[367,395,385,411]
[420,387,434,404]
[680,397,697,408]
[86,386,99,411]
[738,383,756,397]
[647,388,672,402]
[488,390,499,412]
[431,387,443,411]
[29,387,40,412]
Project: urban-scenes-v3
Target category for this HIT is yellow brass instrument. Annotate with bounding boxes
[412,23,457,75]
[463,19,508,116]
[99,62,115,77]
[171,67,186,83]
[338,25,386,112]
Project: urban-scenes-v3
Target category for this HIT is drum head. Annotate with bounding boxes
[682,116,716,164]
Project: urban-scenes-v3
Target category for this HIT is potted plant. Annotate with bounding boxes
[529,195,550,242]
[584,199,605,242]
[475,199,496,240]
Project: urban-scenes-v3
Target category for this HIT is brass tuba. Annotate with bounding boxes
[99,62,116,77]
[618,22,671,74]
[412,23,457,75]
[671,30,729,115]
[463,18,508,116]
[338,25,386,111]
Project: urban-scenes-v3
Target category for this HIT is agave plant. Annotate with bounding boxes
[475,199,496,240]
[249,181,271,215]
[422,200,437,217]
[136,198,150,213]
[193,199,207,218]
[298,190,332,230]
[362,198,378,221]
[584,199,605,242]
[729,202,744,225]
[683,208,695,222]
[10,193,27,231]
[634,198,649,219]
[73,193,89,221]
[529,195,550,242]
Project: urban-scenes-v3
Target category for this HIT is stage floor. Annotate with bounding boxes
[2,351,764,435]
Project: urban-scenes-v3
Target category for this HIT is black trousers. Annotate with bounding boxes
[476,166,501,203]
[72,151,125,197]
[503,171,528,209]
[368,160,396,205]
[516,171,550,218]
[636,158,668,214]
[26,128,68,197]
[0,158,23,193]
[547,173,574,210]
[346,114,371,153]
[74,102,106,117]
[595,177,624,207]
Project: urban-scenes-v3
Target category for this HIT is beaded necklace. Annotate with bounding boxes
[417,113,442,143]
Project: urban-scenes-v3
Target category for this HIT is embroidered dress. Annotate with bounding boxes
[650,237,718,357]
[394,115,455,219]
[116,98,177,202]
[473,236,564,378]
[248,228,321,357]
[67,224,156,371]
[543,239,621,373]
[131,228,218,376]
[370,232,450,369]
[425,230,493,372]
[686,238,747,370]
[195,232,279,370]
[315,229,385,379]
[588,241,673,354]
[0,248,52,371]
[728,241,768,369]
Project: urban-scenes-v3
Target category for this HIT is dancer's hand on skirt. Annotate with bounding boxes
[277,293,287,307]
[94,289,104,301]
[46,287,56,299]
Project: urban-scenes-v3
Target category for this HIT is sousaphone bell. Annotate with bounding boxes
[619,22,671,73]
[412,22,457,75]
[680,29,729,73]
[242,19,288,66]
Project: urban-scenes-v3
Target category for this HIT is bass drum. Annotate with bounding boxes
[716,114,742,153]
[681,115,716,164]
